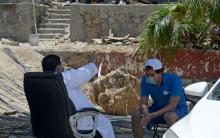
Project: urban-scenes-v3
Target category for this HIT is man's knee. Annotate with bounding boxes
[131,109,141,121]
[164,112,178,125]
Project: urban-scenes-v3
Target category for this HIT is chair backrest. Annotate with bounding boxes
[24,72,76,138]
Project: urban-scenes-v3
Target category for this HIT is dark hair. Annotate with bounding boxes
[145,66,164,73]
[42,54,61,72]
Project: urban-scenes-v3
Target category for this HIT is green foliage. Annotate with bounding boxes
[183,0,207,21]
[140,3,190,57]
[140,0,220,59]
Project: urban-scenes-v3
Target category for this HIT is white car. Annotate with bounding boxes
[163,78,220,138]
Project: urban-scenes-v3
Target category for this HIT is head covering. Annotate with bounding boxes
[144,58,162,70]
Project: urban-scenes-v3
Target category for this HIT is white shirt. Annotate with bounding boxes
[62,63,115,138]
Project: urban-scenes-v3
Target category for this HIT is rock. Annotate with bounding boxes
[59,37,65,43]
[54,35,62,39]
[92,68,140,115]
[92,38,103,44]
[113,42,123,46]
[1,38,19,46]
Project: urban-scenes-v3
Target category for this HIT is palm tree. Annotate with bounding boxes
[139,0,220,58]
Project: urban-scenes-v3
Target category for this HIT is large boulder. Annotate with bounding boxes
[92,68,140,116]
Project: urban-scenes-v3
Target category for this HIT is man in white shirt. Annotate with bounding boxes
[41,54,115,138]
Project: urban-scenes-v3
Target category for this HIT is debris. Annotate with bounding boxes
[112,42,123,46]
[92,34,140,45]
[53,35,62,39]
[105,34,130,42]
[103,34,139,45]
[62,1,71,6]
[92,38,103,44]
[59,37,65,43]
[1,38,19,46]
[108,29,114,38]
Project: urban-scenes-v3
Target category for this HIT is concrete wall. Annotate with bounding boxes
[0,3,32,42]
[159,48,220,81]
[94,48,220,81]
[0,0,16,3]
[0,3,46,42]
[70,4,162,41]
[0,0,41,3]
[38,46,220,81]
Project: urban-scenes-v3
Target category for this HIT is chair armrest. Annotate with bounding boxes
[69,108,100,138]
[77,107,100,113]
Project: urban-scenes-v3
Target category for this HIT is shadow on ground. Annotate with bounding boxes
[0,113,165,138]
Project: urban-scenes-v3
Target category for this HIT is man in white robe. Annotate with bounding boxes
[42,54,115,138]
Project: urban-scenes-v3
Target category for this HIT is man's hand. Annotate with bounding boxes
[88,53,95,63]
[140,113,152,128]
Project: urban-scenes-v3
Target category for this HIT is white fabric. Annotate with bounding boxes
[62,63,115,138]
[144,58,162,70]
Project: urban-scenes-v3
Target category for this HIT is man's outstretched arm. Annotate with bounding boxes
[62,54,98,89]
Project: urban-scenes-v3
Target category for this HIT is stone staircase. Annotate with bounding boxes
[38,5,71,43]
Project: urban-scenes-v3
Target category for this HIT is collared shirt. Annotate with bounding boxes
[140,73,187,109]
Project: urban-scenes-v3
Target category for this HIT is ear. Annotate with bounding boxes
[55,65,64,73]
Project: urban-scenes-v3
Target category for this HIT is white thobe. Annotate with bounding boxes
[62,63,115,138]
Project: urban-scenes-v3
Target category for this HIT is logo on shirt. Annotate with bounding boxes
[163,91,170,95]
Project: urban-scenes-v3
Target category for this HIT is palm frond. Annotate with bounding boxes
[182,0,207,20]
[139,0,220,60]
[140,6,171,57]
[172,21,193,45]
[209,0,220,25]
[165,21,193,60]
[139,3,188,58]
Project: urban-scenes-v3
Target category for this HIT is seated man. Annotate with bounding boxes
[131,58,188,138]
[42,54,115,138]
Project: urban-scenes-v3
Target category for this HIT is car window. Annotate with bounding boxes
[208,81,220,100]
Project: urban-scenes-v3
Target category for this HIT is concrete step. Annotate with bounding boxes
[38,34,64,39]
[49,13,70,19]
[57,5,71,10]
[47,9,70,14]
[38,28,67,34]
[47,19,70,24]
[39,23,69,29]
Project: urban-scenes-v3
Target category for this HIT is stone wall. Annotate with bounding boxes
[70,4,162,41]
[0,3,46,42]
